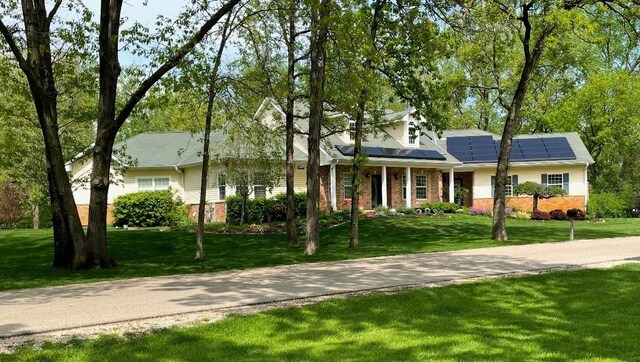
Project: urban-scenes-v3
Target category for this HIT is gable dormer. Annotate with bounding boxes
[402,113,426,148]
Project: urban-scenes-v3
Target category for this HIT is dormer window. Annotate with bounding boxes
[408,121,418,145]
[349,120,356,141]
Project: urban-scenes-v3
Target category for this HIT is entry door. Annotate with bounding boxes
[371,175,382,207]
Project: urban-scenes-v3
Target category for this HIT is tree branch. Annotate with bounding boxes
[113,0,241,129]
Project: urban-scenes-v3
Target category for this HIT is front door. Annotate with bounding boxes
[371,175,382,207]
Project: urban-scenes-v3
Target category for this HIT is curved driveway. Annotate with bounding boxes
[1,236,640,338]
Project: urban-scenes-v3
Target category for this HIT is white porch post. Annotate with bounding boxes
[449,168,455,203]
[330,163,337,211]
[405,166,412,208]
[381,166,388,207]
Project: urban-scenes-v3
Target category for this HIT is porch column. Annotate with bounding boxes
[449,168,455,203]
[405,166,412,208]
[330,163,337,211]
[381,166,388,207]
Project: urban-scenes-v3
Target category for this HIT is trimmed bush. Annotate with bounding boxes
[531,210,551,221]
[587,193,629,218]
[396,207,416,215]
[567,208,586,221]
[549,209,567,221]
[469,206,492,216]
[226,192,307,224]
[113,190,185,227]
[420,202,459,213]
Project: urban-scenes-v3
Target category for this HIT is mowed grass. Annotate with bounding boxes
[3,264,640,361]
[1,215,640,291]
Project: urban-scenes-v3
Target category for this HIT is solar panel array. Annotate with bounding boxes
[336,145,446,161]
[446,136,576,163]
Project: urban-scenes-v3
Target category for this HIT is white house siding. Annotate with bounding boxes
[383,122,404,145]
[473,164,587,199]
[70,159,126,204]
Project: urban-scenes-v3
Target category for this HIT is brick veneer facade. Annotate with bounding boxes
[188,202,227,223]
[77,205,115,225]
[333,165,442,210]
[473,195,586,212]
[442,171,474,207]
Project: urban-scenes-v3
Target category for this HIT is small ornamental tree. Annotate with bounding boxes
[514,181,565,212]
[0,181,26,227]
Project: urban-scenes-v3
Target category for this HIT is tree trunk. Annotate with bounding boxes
[32,204,39,230]
[241,193,248,225]
[195,12,232,260]
[285,8,298,245]
[349,89,367,249]
[533,195,539,212]
[492,6,555,241]
[48,166,73,268]
[305,0,330,256]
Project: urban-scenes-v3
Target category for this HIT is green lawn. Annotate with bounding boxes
[1,215,640,291]
[3,264,640,361]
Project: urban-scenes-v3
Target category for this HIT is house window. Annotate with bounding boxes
[402,175,407,200]
[491,175,518,197]
[343,173,352,199]
[416,175,427,199]
[254,186,267,198]
[349,120,356,141]
[218,173,226,200]
[547,174,563,189]
[408,122,418,145]
[137,177,170,191]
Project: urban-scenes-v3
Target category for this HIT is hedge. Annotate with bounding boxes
[587,193,629,218]
[419,202,459,213]
[113,190,185,227]
[226,192,307,224]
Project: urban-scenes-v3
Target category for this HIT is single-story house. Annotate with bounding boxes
[68,98,594,224]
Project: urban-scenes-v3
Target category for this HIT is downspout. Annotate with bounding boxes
[584,162,589,211]
[174,166,185,200]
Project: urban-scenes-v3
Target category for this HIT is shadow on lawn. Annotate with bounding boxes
[25,266,639,361]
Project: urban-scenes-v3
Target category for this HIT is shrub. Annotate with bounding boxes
[396,207,416,215]
[420,202,458,213]
[566,208,586,221]
[374,205,389,215]
[514,211,531,220]
[530,210,550,221]
[113,190,185,227]
[469,206,491,216]
[587,193,629,218]
[226,192,307,224]
[549,209,567,221]
[0,182,26,228]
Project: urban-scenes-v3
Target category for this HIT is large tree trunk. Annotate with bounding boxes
[492,6,555,241]
[285,8,298,245]
[305,0,330,256]
[48,166,72,268]
[349,89,366,249]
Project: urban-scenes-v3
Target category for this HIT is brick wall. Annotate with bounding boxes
[333,165,441,210]
[473,195,586,212]
[442,171,474,206]
[77,205,115,226]
[188,202,227,223]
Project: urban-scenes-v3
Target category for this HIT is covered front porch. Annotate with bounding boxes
[442,171,474,207]
[324,164,455,211]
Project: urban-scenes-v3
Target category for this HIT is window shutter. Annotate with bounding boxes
[491,176,495,197]
[541,174,548,186]
[562,173,570,194]
[511,175,518,187]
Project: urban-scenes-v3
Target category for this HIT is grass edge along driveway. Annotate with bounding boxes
[2,215,640,291]
[2,263,640,361]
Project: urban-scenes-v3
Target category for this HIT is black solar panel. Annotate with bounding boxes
[448,136,576,163]
[335,145,446,160]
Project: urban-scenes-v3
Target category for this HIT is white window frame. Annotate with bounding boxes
[416,174,428,200]
[547,174,563,189]
[136,177,171,191]
[343,173,353,199]
[491,175,516,197]
[408,121,418,145]
[217,173,227,200]
[348,120,356,141]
